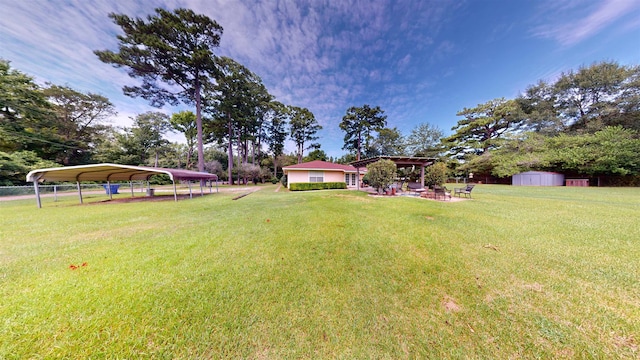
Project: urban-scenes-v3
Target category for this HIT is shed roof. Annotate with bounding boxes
[26,163,218,183]
[514,171,563,176]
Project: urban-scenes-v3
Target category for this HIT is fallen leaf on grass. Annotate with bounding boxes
[483,244,499,251]
[69,262,88,270]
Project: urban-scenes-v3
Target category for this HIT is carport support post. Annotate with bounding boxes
[130,181,134,197]
[200,181,204,196]
[107,180,113,200]
[356,168,360,191]
[172,180,177,202]
[77,181,83,204]
[33,181,42,209]
[189,181,193,199]
[420,165,425,188]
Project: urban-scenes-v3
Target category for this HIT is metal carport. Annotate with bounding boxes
[26,163,218,208]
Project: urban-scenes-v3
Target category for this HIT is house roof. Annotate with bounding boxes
[26,163,218,183]
[282,160,359,172]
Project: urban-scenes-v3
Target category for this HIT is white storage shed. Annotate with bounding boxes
[512,171,564,186]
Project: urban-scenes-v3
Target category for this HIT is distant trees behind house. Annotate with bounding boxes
[445,61,640,184]
[338,61,640,185]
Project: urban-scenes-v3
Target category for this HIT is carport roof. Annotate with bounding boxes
[26,163,218,183]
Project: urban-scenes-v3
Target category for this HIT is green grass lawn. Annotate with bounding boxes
[1,185,639,358]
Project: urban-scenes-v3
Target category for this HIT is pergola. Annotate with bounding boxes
[350,156,436,190]
[26,163,218,208]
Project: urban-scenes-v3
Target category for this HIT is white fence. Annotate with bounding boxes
[0,182,149,200]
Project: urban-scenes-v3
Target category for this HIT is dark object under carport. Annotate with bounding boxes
[103,184,120,194]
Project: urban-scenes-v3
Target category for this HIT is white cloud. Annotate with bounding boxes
[398,54,412,69]
[1,0,458,153]
[531,0,640,46]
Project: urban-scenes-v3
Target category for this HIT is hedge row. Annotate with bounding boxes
[289,182,347,191]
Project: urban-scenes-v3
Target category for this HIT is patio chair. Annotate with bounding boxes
[433,185,451,201]
[454,184,475,198]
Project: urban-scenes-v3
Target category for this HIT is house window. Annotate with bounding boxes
[309,171,324,183]
[345,174,349,185]
[351,173,356,186]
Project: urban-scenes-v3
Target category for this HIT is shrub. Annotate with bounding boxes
[289,182,347,191]
[366,159,397,193]
[424,162,448,187]
[280,175,288,187]
[238,163,261,183]
[270,177,279,184]
[149,174,172,185]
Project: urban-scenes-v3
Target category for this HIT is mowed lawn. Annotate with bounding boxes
[1,185,639,358]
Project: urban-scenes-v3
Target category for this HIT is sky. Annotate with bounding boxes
[1,0,640,159]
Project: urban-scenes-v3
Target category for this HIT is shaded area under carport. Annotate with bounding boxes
[26,163,218,208]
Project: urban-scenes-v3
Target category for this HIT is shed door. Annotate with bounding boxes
[528,174,541,186]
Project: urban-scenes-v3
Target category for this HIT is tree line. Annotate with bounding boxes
[2,7,639,186]
[446,61,640,185]
[1,8,323,185]
[337,61,640,186]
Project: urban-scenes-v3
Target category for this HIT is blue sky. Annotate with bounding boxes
[1,0,639,159]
